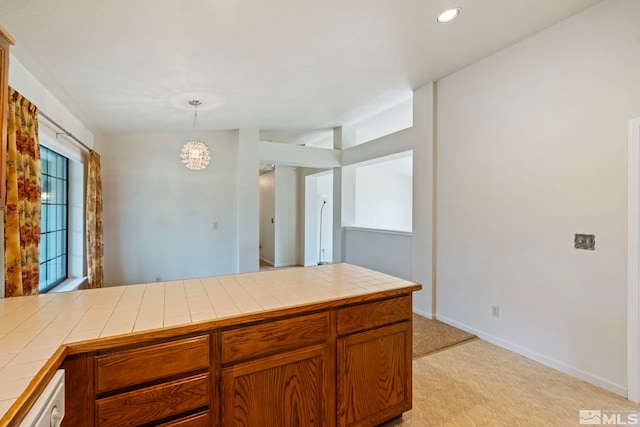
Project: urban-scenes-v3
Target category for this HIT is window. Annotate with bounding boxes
[39,146,69,292]
[352,151,413,232]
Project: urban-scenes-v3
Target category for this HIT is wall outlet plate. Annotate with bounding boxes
[575,234,595,250]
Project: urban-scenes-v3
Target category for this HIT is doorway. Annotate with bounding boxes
[304,170,333,266]
[259,165,300,269]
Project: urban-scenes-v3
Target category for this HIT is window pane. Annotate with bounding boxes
[47,232,56,259]
[56,205,65,230]
[40,234,47,263]
[61,255,67,277]
[48,204,56,232]
[41,205,48,233]
[47,262,56,286]
[40,264,46,285]
[41,148,48,175]
[56,178,64,204]
[56,231,67,254]
[61,180,67,204]
[41,175,50,204]
[39,146,70,293]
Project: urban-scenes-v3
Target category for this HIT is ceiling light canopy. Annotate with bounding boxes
[180,100,211,171]
[437,7,461,23]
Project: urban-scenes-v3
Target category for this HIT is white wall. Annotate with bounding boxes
[237,129,260,273]
[355,98,413,145]
[436,0,640,396]
[341,84,434,318]
[345,228,412,280]
[9,56,94,148]
[259,171,275,265]
[354,164,412,232]
[2,55,93,298]
[274,166,299,267]
[96,131,240,286]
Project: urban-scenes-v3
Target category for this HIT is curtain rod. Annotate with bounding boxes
[38,111,92,152]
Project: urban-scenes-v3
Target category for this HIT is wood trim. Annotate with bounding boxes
[62,352,95,426]
[209,331,221,427]
[0,25,12,211]
[628,117,640,403]
[0,25,16,45]
[1,346,67,427]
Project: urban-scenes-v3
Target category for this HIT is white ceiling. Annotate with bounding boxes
[1,0,602,135]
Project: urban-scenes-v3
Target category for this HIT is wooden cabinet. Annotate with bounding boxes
[0,25,14,210]
[61,294,414,427]
[222,345,332,426]
[62,333,215,427]
[337,322,412,427]
[336,297,413,426]
[221,312,334,426]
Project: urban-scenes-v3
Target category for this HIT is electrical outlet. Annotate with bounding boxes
[213,221,218,230]
[155,277,162,282]
[491,305,500,318]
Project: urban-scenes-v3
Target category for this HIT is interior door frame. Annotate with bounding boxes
[627,118,640,402]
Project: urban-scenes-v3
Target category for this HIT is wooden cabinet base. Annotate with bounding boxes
[222,344,333,426]
[61,294,415,427]
[338,322,412,427]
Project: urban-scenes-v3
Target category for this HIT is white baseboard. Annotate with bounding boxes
[259,257,274,266]
[436,314,627,398]
[413,307,433,319]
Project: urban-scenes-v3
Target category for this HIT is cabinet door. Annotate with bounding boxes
[221,344,332,427]
[337,322,412,427]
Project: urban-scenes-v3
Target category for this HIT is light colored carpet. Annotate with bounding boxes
[382,339,640,426]
[412,313,476,358]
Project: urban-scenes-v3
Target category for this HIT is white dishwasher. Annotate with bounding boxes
[19,369,65,427]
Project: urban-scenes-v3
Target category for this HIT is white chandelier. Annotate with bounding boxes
[180,100,211,170]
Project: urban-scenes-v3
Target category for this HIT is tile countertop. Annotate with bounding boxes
[0,263,419,423]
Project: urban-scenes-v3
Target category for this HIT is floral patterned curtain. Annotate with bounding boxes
[86,150,103,288]
[4,88,41,297]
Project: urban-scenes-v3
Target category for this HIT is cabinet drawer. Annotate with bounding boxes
[156,410,210,427]
[96,373,209,427]
[95,335,210,394]
[337,295,411,335]
[221,312,330,364]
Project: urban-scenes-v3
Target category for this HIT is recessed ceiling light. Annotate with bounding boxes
[437,7,461,23]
